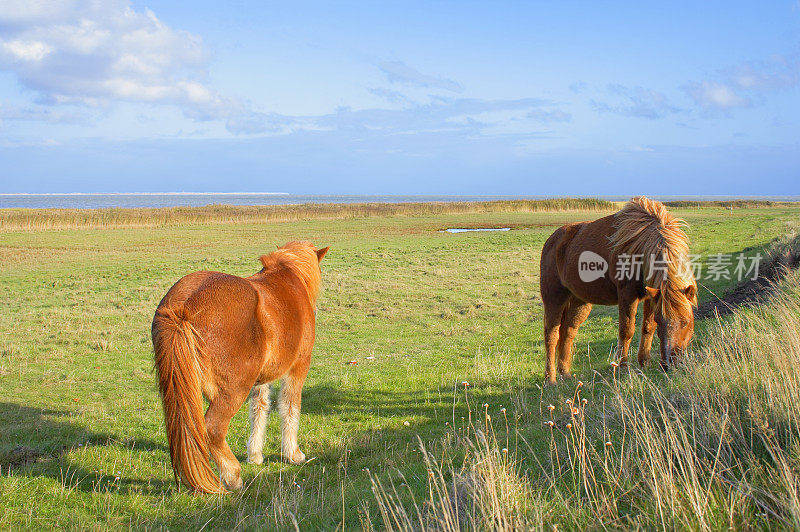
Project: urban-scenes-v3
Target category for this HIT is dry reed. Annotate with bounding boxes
[0,199,614,232]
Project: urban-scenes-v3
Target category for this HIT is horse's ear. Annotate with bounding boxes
[644,286,660,299]
[316,246,330,262]
[684,284,697,303]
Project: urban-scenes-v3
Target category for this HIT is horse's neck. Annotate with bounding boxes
[250,267,318,304]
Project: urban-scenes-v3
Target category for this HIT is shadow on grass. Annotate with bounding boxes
[0,402,173,495]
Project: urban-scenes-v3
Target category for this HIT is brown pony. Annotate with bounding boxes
[539,197,697,384]
[152,241,329,493]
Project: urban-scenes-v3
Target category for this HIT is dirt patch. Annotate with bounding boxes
[0,445,43,471]
[696,242,800,319]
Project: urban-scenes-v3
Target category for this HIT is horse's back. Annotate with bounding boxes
[541,215,619,305]
[157,271,258,321]
[156,271,263,366]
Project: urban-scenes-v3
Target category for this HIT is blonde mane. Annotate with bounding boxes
[610,197,697,318]
[258,241,322,301]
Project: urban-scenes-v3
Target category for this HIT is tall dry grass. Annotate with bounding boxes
[663,199,794,208]
[0,199,614,232]
[370,238,800,530]
[369,432,536,531]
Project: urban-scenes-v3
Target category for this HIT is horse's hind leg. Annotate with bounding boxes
[279,361,309,464]
[205,393,247,491]
[247,384,271,465]
[540,233,571,384]
[542,291,569,385]
[557,297,592,378]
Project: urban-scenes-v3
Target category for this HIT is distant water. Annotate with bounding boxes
[0,193,798,210]
[442,228,511,233]
[0,193,563,209]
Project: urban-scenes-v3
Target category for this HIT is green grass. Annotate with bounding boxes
[0,204,798,529]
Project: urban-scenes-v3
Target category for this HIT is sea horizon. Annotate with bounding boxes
[0,191,290,196]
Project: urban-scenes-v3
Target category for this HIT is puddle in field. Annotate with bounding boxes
[440,227,511,233]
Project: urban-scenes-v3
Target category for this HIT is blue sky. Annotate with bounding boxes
[0,1,799,194]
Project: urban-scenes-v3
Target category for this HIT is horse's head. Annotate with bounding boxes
[261,242,330,300]
[645,280,697,367]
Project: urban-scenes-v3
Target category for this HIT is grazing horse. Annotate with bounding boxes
[539,197,697,384]
[152,241,329,493]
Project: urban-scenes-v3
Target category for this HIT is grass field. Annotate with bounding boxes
[1,202,799,529]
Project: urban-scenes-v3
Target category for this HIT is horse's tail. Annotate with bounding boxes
[152,305,225,494]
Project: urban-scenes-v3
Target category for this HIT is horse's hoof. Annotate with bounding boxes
[285,449,306,464]
[247,453,263,465]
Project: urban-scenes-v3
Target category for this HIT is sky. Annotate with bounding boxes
[0,1,799,195]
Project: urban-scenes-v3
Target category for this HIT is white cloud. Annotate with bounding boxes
[0,103,87,124]
[1,40,52,61]
[312,96,557,136]
[377,61,463,93]
[683,81,751,111]
[722,56,799,92]
[682,52,798,114]
[0,0,269,134]
[526,108,572,123]
[368,87,415,106]
[591,84,680,119]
